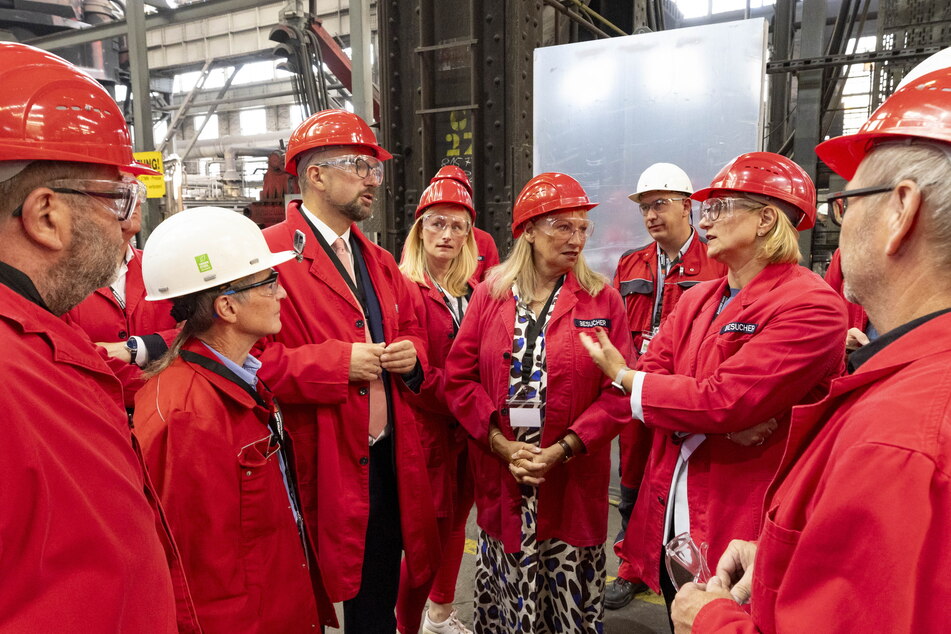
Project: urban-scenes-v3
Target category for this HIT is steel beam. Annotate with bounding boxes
[181,65,243,160]
[767,44,949,74]
[349,0,374,123]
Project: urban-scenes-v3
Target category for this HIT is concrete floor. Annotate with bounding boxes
[328,438,670,633]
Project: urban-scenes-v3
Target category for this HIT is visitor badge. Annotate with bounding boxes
[509,406,542,428]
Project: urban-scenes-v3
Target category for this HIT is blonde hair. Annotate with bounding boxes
[756,204,801,264]
[485,233,607,301]
[399,213,477,296]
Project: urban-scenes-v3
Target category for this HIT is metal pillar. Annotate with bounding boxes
[349,0,374,122]
[125,0,157,236]
[794,0,826,266]
[767,0,794,153]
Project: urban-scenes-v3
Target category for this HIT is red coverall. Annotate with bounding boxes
[473,227,500,281]
[256,202,439,601]
[444,273,633,551]
[694,311,951,633]
[0,283,198,632]
[63,247,177,407]
[135,339,337,632]
[623,263,846,591]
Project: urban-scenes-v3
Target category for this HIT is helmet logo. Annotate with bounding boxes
[195,254,212,272]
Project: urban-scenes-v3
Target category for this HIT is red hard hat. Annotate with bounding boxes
[431,165,473,195]
[415,179,475,219]
[816,67,951,180]
[0,42,157,176]
[285,109,392,174]
[692,152,816,231]
[511,172,597,238]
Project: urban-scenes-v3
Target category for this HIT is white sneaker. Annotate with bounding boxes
[421,609,473,634]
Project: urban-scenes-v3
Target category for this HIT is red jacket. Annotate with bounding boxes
[613,233,726,353]
[134,339,336,632]
[823,247,868,331]
[257,202,439,601]
[623,263,846,591]
[63,248,177,407]
[0,283,198,632]
[473,227,500,281]
[404,275,475,518]
[444,272,633,551]
[694,311,951,633]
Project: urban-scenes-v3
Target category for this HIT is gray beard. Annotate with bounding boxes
[44,213,123,315]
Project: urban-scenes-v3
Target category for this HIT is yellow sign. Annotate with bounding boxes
[133,151,166,199]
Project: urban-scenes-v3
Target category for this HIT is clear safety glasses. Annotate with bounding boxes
[12,177,146,221]
[665,532,712,591]
[820,185,894,226]
[421,213,471,238]
[639,197,687,216]
[314,154,384,185]
[535,216,595,241]
[221,270,281,297]
[698,197,764,223]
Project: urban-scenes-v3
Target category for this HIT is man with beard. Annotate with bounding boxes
[256,109,438,633]
[0,42,197,631]
[670,66,951,633]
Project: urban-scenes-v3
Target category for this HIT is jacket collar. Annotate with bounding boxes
[179,338,270,410]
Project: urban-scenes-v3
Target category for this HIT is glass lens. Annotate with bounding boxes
[422,214,470,237]
[544,217,593,239]
[48,179,142,221]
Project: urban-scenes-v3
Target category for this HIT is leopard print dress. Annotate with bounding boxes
[472,285,606,634]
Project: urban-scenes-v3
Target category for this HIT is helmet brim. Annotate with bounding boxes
[815,131,892,181]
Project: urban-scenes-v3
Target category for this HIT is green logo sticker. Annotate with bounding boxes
[195,254,212,272]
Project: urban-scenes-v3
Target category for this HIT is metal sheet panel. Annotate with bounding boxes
[533,19,767,276]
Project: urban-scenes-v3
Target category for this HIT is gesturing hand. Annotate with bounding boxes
[578,326,627,380]
[349,342,385,382]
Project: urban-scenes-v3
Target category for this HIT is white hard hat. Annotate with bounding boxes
[628,162,694,202]
[896,46,951,90]
[142,206,295,300]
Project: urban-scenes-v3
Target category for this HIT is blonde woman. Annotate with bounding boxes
[396,176,478,634]
[444,173,632,633]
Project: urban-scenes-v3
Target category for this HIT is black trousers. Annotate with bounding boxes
[659,553,678,633]
[342,435,403,634]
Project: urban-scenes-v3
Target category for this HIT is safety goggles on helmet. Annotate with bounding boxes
[819,185,894,226]
[421,213,471,238]
[638,197,687,215]
[12,177,146,221]
[221,269,281,297]
[534,216,595,240]
[313,154,383,185]
[698,197,765,223]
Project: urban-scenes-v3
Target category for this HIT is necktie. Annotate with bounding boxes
[331,237,387,439]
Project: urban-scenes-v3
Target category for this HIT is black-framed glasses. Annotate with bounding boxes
[821,185,894,226]
[11,178,146,221]
[221,270,280,297]
[639,197,687,216]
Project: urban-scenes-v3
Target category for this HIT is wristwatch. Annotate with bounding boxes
[612,367,631,395]
[125,337,138,366]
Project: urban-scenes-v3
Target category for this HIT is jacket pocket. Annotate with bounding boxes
[619,278,653,297]
[750,510,802,633]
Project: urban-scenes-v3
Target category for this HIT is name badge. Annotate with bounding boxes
[574,318,611,328]
[720,322,758,335]
[509,407,542,428]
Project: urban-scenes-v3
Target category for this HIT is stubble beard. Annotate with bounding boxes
[338,188,376,223]
[44,211,124,315]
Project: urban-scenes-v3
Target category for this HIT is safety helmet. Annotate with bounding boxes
[415,178,475,219]
[0,42,157,176]
[692,152,816,231]
[628,162,694,202]
[284,109,392,174]
[816,67,951,180]
[896,46,951,90]
[511,172,597,238]
[142,206,296,300]
[431,165,473,194]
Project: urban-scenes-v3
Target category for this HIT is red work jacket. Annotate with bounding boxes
[473,227,500,281]
[257,202,439,601]
[823,247,868,331]
[63,248,177,407]
[693,311,951,633]
[134,339,336,631]
[0,284,198,632]
[403,275,475,518]
[444,272,633,551]
[623,263,846,591]
[613,233,726,353]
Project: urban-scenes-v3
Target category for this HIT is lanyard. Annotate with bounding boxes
[299,213,370,316]
[519,276,564,384]
[110,285,126,310]
[429,275,467,329]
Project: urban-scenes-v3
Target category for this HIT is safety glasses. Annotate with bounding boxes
[314,154,384,185]
[820,185,894,226]
[535,216,594,240]
[698,197,764,223]
[221,270,281,297]
[12,178,146,221]
[638,197,687,215]
[421,213,471,238]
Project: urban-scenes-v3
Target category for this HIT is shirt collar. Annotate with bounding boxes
[201,342,262,388]
[848,307,951,373]
[658,229,695,264]
[0,261,51,312]
[300,203,351,249]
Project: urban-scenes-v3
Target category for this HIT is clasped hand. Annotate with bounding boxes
[491,434,561,486]
[349,340,418,381]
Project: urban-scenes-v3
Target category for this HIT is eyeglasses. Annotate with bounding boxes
[535,216,595,240]
[221,270,281,297]
[639,197,687,215]
[698,197,764,223]
[421,213,471,238]
[313,154,384,185]
[11,178,146,221]
[820,185,894,226]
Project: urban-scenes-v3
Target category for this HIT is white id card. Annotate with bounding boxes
[509,406,542,428]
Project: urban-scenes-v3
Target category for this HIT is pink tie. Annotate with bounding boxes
[332,238,387,439]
